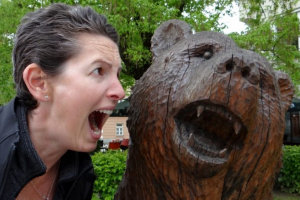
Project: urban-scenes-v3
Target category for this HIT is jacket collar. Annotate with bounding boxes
[0,98,19,143]
[0,98,94,199]
[14,98,93,183]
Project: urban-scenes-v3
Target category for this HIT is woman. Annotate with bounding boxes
[0,3,125,200]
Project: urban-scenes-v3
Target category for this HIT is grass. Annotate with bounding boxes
[273,191,300,200]
[92,192,300,200]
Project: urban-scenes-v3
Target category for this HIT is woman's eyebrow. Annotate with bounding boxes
[90,59,111,68]
[91,59,122,72]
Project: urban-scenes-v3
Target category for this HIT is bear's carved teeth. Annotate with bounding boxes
[234,121,242,135]
[175,101,246,162]
[197,106,204,117]
[219,148,227,158]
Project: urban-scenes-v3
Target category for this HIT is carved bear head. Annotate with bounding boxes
[122,20,294,200]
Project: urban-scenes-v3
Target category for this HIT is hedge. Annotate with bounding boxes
[91,145,300,199]
[91,150,127,200]
[276,145,300,194]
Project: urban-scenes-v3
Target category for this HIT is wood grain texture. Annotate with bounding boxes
[115,19,294,200]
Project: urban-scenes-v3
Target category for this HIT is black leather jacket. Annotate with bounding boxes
[0,98,95,200]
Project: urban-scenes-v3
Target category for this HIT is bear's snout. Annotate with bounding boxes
[215,52,260,85]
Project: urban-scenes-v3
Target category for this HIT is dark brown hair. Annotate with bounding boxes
[13,3,119,110]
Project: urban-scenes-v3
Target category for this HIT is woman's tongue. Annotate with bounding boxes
[88,111,104,135]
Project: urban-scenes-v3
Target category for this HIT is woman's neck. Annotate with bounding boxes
[27,106,66,171]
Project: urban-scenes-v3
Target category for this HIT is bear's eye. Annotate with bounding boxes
[203,51,213,59]
[191,45,214,60]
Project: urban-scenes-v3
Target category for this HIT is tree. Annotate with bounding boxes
[0,0,35,105]
[0,0,234,105]
[1,0,299,105]
[230,0,300,96]
[85,0,234,79]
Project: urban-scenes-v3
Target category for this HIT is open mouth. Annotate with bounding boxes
[174,101,246,164]
[88,110,112,136]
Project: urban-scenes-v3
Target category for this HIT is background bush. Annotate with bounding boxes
[91,145,300,199]
[277,145,300,194]
[91,150,127,200]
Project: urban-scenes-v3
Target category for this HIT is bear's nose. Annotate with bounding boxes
[216,55,260,85]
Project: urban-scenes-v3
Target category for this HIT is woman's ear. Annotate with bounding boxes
[23,63,50,102]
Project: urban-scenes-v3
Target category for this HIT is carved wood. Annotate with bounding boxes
[115,19,294,200]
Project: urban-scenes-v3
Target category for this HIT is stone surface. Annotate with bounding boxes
[115,19,294,200]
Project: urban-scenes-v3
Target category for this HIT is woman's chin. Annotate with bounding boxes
[79,142,98,153]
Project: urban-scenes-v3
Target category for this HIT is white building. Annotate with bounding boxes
[239,1,300,50]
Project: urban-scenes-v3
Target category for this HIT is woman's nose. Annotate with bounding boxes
[108,78,125,101]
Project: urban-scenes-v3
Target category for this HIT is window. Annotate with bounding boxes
[116,123,123,136]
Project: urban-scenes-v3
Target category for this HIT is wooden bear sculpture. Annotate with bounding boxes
[115,20,294,200]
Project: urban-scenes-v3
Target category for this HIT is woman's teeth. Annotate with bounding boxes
[97,110,113,115]
[93,129,101,135]
[89,110,113,135]
[91,118,101,135]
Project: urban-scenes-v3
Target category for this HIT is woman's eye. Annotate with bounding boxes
[92,67,104,76]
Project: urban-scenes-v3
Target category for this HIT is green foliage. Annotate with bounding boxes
[0,0,34,105]
[0,0,234,105]
[91,150,127,200]
[0,37,15,105]
[232,0,300,96]
[277,145,300,194]
[90,147,300,199]
[1,0,299,105]
[274,195,300,200]
[86,0,233,80]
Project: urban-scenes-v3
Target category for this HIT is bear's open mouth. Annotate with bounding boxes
[175,101,246,163]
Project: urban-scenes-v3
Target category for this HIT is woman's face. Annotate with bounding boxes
[46,33,125,152]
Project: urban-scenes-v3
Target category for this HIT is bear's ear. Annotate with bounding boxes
[275,71,294,112]
[151,19,192,59]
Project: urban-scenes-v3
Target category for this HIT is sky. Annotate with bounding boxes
[219,2,248,34]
